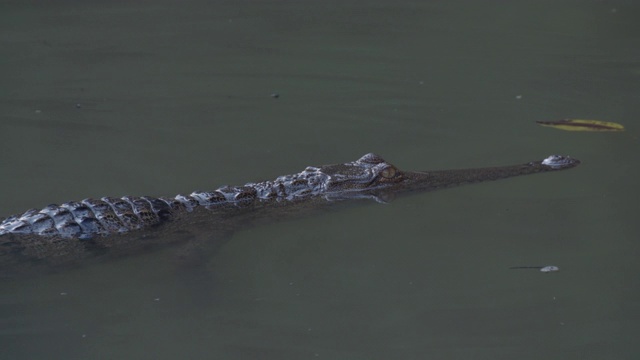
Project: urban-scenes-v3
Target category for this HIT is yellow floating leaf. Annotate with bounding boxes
[536,119,625,132]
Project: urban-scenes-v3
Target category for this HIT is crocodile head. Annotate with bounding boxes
[317,153,580,202]
[317,153,404,201]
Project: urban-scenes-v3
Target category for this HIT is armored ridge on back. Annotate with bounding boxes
[0,153,580,269]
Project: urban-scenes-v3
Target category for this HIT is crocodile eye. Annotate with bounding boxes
[380,166,396,179]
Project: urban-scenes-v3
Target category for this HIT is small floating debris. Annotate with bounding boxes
[509,265,560,273]
[536,119,624,132]
[270,92,280,99]
[539,265,559,273]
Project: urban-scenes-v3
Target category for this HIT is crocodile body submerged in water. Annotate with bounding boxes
[0,153,579,272]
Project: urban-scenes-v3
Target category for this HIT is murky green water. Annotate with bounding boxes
[1,1,639,359]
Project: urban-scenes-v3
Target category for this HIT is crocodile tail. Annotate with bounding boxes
[0,196,187,240]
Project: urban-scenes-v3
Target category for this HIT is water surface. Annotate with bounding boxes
[1,1,638,359]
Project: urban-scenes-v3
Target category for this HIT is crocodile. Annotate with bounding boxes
[0,153,579,272]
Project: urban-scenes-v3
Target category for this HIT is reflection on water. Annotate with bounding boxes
[1,1,639,359]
